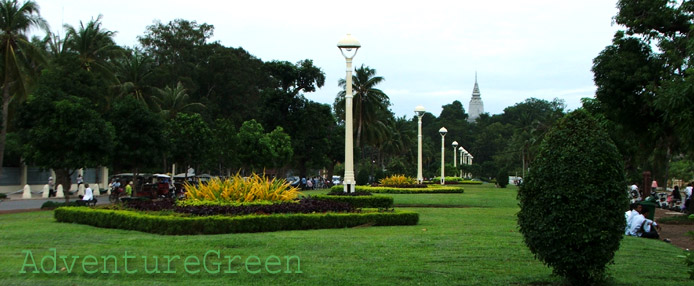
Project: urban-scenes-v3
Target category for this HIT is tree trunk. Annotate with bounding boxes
[0,83,10,178]
[55,168,73,202]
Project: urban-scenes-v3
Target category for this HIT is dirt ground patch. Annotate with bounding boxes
[655,208,694,249]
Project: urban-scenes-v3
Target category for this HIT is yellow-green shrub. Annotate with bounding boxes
[379,175,415,186]
[184,173,300,203]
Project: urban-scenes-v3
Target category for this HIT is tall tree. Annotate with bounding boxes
[138,19,213,90]
[17,94,114,201]
[152,82,205,119]
[113,49,154,105]
[0,0,47,177]
[592,0,692,183]
[334,64,390,148]
[64,15,120,74]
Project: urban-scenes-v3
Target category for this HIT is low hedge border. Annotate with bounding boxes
[54,207,419,235]
[330,185,464,194]
[312,194,393,209]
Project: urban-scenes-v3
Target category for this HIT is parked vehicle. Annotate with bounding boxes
[135,174,175,199]
[332,176,342,185]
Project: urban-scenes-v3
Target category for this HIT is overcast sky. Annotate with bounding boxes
[34,0,620,118]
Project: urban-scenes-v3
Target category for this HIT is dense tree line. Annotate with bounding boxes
[1,0,691,194]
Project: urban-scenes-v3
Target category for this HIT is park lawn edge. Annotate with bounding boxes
[53,206,418,235]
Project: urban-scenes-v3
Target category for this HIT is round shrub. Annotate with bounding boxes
[496,169,508,188]
[357,169,370,185]
[517,110,628,284]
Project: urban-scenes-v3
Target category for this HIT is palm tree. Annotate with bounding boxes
[114,49,154,105]
[64,15,120,78]
[0,0,48,177]
[152,82,205,119]
[334,64,390,148]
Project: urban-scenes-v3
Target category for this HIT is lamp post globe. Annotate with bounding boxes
[338,34,360,193]
[439,127,447,185]
[415,105,426,184]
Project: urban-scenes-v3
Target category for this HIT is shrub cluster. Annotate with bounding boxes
[123,197,355,216]
[327,189,372,196]
[517,110,627,284]
[41,201,84,209]
[184,173,300,203]
[379,175,416,186]
[331,185,464,194]
[0,193,7,199]
[429,177,481,185]
[312,195,394,209]
[54,207,419,235]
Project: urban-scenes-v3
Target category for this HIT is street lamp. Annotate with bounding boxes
[458,146,464,178]
[439,127,447,185]
[452,141,458,171]
[415,105,426,184]
[338,34,361,193]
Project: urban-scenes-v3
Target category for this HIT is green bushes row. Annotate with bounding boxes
[41,201,84,209]
[0,193,7,199]
[330,185,464,194]
[312,195,393,209]
[54,207,419,235]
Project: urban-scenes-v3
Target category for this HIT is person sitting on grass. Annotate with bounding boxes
[628,207,660,239]
[625,203,642,235]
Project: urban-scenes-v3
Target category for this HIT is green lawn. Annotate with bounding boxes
[0,184,690,285]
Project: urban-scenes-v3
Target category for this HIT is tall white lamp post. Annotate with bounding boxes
[338,34,361,193]
[439,127,447,185]
[452,141,458,178]
[415,105,426,184]
[458,146,464,178]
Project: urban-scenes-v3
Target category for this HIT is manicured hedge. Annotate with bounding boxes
[312,194,393,209]
[41,201,85,209]
[330,185,464,194]
[54,207,419,235]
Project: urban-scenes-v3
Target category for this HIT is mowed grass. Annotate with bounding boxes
[0,184,690,285]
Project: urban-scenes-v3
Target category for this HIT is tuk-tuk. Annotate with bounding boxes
[136,174,175,199]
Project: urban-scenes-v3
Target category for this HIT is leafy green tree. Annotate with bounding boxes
[138,19,213,89]
[264,59,325,97]
[592,0,693,183]
[17,94,114,201]
[267,126,293,170]
[517,110,627,284]
[210,118,239,175]
[167,113,212,176]
[107,96,165,174]
[0,0,48,177]
[197,44,265,124]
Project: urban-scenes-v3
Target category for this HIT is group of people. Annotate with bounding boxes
[629,182,693,212]
[300,177,328,190]
[625,203,662,240]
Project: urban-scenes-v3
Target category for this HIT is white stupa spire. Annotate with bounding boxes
[468,72,484,123]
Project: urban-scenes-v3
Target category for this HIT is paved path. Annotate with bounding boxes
[0,193,111,211]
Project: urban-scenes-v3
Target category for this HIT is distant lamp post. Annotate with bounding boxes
[338,34,361,193]
[415,105,426,184]
[458,146,464,178]
[452,141,459,173]
[439,127,448,185]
